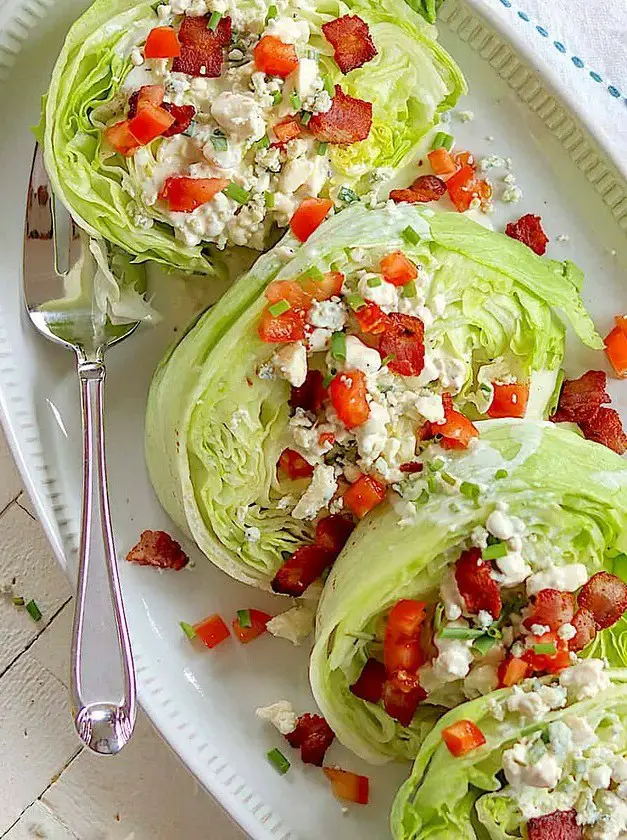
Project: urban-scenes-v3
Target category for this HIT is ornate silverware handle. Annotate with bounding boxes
[70,355,136,755]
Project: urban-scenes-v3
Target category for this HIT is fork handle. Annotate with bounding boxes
[70,357,136,755]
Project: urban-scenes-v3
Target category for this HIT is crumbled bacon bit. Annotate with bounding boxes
[399,461,424,474]
[321,15,377,74]
[455,548,502,619]
[172,14,231,77]
[523,589,575,632]
[309,86,372,145]
[178,14,232,47]
[390,174,446,204]
[285,713,335,766]
[379,313,425,377]
[578,571,627,630]
[314,514,355,554]
[289,369,327,413]
[579,407,627,455]
[162,103,196,136]
[568,607,597,651]
[172,45,223,77]
[527,809,582,840]
[126,530,188,570]
[505,213,549,255]
[551,370,610,424]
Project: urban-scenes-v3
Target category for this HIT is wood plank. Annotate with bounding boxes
[4,801,79,840]
[0,429,22,514]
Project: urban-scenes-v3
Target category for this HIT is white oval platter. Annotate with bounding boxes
[0,0,625,837]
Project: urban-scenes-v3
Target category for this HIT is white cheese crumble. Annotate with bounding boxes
[256,700,297,735]
[491,551,531,588]
[291,464,337,520]
[526,563,589,596]
[559,659,610,701]
[343,336,382,376]
[557,622,577,641]
[503,744,561,789]
[244,526,261,543]
[308,300,347,331]
[272,341,308,387]
[486,508,515,540]
[266,605,315,645]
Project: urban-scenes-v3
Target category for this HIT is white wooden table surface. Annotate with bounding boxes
[0,428,246,840]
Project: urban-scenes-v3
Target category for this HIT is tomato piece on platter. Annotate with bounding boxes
[497,656,530,688]
[436,393,478,450]
[258,307,306,343]
[323,768,370,805]
[158,176,229,212]
[193,614,230,648]
[427,147,457,176]
[128,102,175,144]
[254,35,299,77]
[104,121,140,156]
[315,514,355,553]
[278,448,314,480]
[380,251,418,287]
[144,26,181,58]
[382,671,427,726]
[232,608,272,644]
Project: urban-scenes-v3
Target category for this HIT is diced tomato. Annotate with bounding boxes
[104,120,140,156]
[579,407,627,455]
[289,369,327,412]
[329,369,370,428]
[487,382,529,419]
[300,271,345,301]
[127,103,175,144]
[265,279,312,309]
[505,213,549,256]
[551,370,610,424]
[290,198,333,242]
[441,720,486,757]
[446,164,477,212]
[399,461,423,474]
[158,176,228,212]
[315,514,355,553]
[387,599,428,639]
[389,174,446,204]
[178,13,232,48]
[605,324,627,378]
[379,313,425,377]
[254,35,298,77]
[128,84,166,118]
[568,607,597,652]
[527,809,582,840]
[286,713,334,766]
[343,474,386,518]
[271,544,335,596]
[578,571,627,630]
[144,26,181,58]
[382,671,427,726]
[193,614,230,648]
[272,117,302,145]
[380,251,418,287]
[384,637,424,675]
[162,102,196,136]
[322,14,377,74]
[523,589,575,632]
[454,548,502,619]
[354,301,390,335]
[278,448,314,480]
[232,608,272,643]
[383,599,428,675]
[350,658,386,704]
[522,632,570,674]
[258,307,306,343]
[309,86,372,145]
[126,529,189,570]
[436,393,478,450]
[323,768,369,805]
[497,656,530,688]
[428,147,457,177]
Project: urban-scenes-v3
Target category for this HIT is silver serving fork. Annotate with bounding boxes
[23,145,137,755]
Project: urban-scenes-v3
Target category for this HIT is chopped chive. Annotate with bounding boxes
[415,489,430,506]
[267,748,290,775]
[12,595,25,606]
[323,75,335,97]
[237,609,252,628]
[402,281,417,298]
[495,468,508,480]
[264,191,275,208]
[439,626,484,640]
[472,634,497,655]
[482,542,508,560]
[299,266,324,283]
[272,90,282,105]
[207,10,223,30]
[225,182,250,204]
[534,643,557,655]
[268,299,291,316]
[440,471,456,486]
[315,140,328,156]
[211,132,228,152]
[427,475,438,494]
[460,481,480,501]
[265,3,278,22]
[290,90,301,110]
[331,331,346,361]
[338,186,359,204]
[254,134,270,150]
[25,599,42,622]
[431,131,454,152]
[300,111,312,126]
[180,621,196,639]
[367,276,382,287]
[380,353,395,367]
[322,371,335,388]
[346,293,366,311]
[430,458,444,472]
[307,48,319,61]
[402,225,421,246]
[486,624,502,640]
[434,602,445,634]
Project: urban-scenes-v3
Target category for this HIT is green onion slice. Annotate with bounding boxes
[26,599,42,621]
[439,626,484,640]
[298,266,324,283]
[272,90,282,105]
[472,634,497,655]
[366,276,382,287]
[207,10,223,30]
[268,299,291,317]
[254,134,270,150]
[264,191,275,208]
[237,609,252,628]
[482,542,508,560]
[402,281,417,298]
[434,602,445,634]
[440,472,456,486]
[300,111,312,126]
[431,131,454,151]
[315,141,328,156]
[225,182,250,204]
[430,458,444,472]
[415,489,430,506]
[180,621,196,639]
[331,331,347,361]
[290,91,301,110]
[346,293,366,311]
[495,469,508,480]
[267,748,290,775]
[380,353,395,367]
[12,595,25,607]
[265,4,278,22]
[402,225,421,246]
[534,643,557,655]
[322,371,335,388]
[460,481,480,500]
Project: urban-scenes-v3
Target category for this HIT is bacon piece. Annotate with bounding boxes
[568,607,597,651]
[579,407,627,455]
[162,103,196,136]
[399,461,423,474]
[527,809,582,840]
[523,589,575,632]
[172,15,231,77]
[289,369,327,413]
[309,86,372,145]
[551,370,610,424]
[285,713,334,766]
[315,514,355,553]
[172,44,223,77]
[390,175,446,204]
[455,548,502,619]
[505,213,549,255]
[271,544,335,596]
[321,15,377,74]
[354,301,390,335]
[379,313,425,377]
[126,530,188,570]
[578,571,627,630]
[178,13,232,48]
